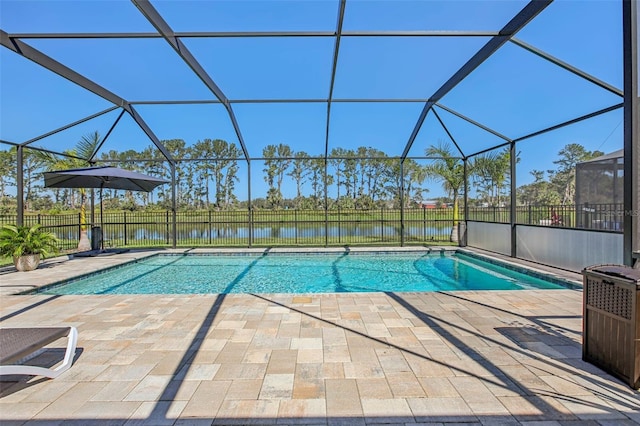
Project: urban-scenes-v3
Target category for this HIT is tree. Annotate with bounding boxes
[191,139,214,208]
[425,142,465,242]
[356,147,368,198]
[263,145,278,208]
[191,139,240,209]
[403,159,428,207]
[98,149,148,209]
[263,144,292,209]
[329,148,348,200]
[516,170,561,206]
[360,148,387,202]
[37,131,101,250]
[548,143,603,205]
[141,139,188,209]
[377,158,428,209]
[0,147,17,201]
[473,148,512,206]
[307,158,333,208]
[223,146,240,209]
[335,195,355,209]
[287,151,311,209]
[342,149,357,198]
[21,148,49,212]
[382,159,402,207]
[164,140,189,209]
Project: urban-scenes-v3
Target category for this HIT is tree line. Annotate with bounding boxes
[0,133,606,215]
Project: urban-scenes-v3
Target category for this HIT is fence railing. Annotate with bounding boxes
[467,203,625,231]
[0,212,83,251]
[0,203,623,252]
[0,208,455,250]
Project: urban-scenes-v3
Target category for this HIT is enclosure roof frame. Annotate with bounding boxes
[1,0,636,265]
[0,0,622,163]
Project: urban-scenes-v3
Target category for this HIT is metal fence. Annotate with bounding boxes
[467,203,625,231]
[0,203,623,252]
[0,212,83,251]
[0,208,455,250]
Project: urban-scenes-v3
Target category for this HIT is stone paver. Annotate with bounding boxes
[1,248,639,425]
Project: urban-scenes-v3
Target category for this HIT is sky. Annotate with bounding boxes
[0,0,626,201]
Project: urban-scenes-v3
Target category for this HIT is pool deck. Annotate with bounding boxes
[1,248,639,425]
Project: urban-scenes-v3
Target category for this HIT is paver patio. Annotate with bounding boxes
[1,249,639,425]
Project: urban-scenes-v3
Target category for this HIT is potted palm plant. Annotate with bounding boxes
[0,224,60,272]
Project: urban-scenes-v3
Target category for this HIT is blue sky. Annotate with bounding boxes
[0,0,625,201]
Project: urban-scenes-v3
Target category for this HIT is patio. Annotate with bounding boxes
[1,0,639,423]
[1,250,639,425]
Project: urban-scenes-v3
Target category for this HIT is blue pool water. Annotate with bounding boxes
[33,252,570,295]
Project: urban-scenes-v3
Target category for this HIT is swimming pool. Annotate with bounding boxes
[31,251,574,295]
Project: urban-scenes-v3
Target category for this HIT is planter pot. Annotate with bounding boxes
[13,254,42,272]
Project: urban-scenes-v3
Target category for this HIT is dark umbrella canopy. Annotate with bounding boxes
[44,166,168,192]
[44,166,168,252]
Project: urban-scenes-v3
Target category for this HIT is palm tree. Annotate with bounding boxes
[425,142,465,242]
[38,131,101,250]
[473,148,512,207]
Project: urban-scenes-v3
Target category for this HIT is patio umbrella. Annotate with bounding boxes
[44,166,168,250]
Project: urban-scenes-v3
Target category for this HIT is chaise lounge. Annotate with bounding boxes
[0,327,78,378]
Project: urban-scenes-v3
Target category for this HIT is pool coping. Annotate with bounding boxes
[1,246,583,296]
[457,247,584,287]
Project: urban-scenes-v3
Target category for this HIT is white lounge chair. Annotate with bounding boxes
[0,327,78,378]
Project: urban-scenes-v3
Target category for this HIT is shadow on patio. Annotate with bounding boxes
[1,284,639,424]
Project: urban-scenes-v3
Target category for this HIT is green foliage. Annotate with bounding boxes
[266,187,284,209]
[472,148,512,207]
[0,195,17,215]
[0,148,16,199]
[4,132,605,215]
[355,194,375,210]
[425,142,465,221]
[29,195,54,212]
[425,142,464,197]
[263,144,292,209]
[335,195,355,210]
[191,138,240,209]
[516,170,561,205]
[548,143,604,205]
[403,159,429,207]
[288,152,311,207]
[0,224,60,258]
[516,144,606,206]
[37,131,102,229]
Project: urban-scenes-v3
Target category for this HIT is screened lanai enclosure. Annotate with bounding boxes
[0,0,638,272]
[576,149,625,230]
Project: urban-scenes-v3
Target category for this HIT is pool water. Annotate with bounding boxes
[34,252,569,295]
